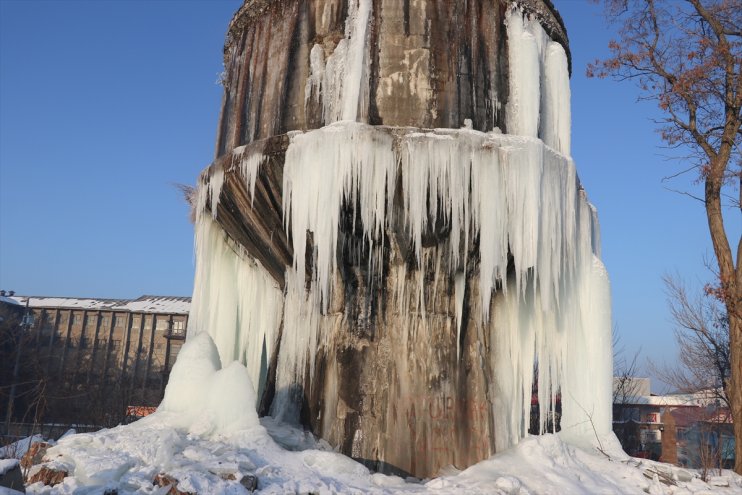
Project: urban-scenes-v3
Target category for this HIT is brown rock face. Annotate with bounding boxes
[200,0,571,479]
[214,0,568,156]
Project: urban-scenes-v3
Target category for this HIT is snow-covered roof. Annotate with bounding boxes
[9,295,190,315]
[115,296,191,314]
[0,295,22,306]
[616,392,717,408]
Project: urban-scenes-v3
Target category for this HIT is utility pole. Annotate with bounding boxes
[5,300,34,436]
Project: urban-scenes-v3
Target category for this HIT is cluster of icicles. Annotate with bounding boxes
[186,6,612,452]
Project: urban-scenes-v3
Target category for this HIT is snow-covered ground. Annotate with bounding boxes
[13,417,741,495]
[7,334,739,495]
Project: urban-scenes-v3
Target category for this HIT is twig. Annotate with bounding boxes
[569,392,610,459]
[662,186,706,203]
[643,468,678,486]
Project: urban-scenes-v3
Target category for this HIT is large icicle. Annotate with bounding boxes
[279,122,612,450]
[306,0,373,123]
[270,269,322,423]
[340,0,372,121]
[540,42,571,156]
[282,123,396,312]
[188,214,284,402]
[233,145,265,207]
[505,11,540,137]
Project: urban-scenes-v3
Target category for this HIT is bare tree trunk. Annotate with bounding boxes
[729,315,742,473]
[705,156,741,474]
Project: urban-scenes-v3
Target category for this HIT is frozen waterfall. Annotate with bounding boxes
[182,6,612,461]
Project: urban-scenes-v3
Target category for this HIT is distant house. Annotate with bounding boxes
[671,403,735,469]
[613,377,734,467]
[3,295,190,434]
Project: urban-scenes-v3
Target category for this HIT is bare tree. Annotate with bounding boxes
[698,416,726,479]
[652,275,731,408]
[612,329,645,453]
[589,0,741,473]
[613,328,643,407]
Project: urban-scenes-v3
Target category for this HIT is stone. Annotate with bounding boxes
[0,460,25,492]
[20,442,50,469]
[239,474,258,492]
[26,465,67,486]
[153,473,193,495]
[675,469,693,483]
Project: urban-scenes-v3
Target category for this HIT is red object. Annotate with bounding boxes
[126,406,157,418]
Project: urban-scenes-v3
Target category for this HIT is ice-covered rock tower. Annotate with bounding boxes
[188,0,612,478]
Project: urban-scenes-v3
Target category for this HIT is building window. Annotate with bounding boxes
[172,320,185,336]
[114,315,125,327]
[132,316,141,328]
[156,318,169,331]
[100,316,109,328]
[73,314,82,325]
[44,312,56,330]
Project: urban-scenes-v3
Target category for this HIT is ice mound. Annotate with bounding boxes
[159,333,259,435]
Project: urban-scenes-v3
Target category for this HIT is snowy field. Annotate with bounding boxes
[2,334,740,495]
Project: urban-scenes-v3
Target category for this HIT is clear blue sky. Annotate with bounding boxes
[1,0,738,388]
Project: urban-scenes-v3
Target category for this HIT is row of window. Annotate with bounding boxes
[72,337,122,350]
[32,310,186,332]
[57,338,173,351]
